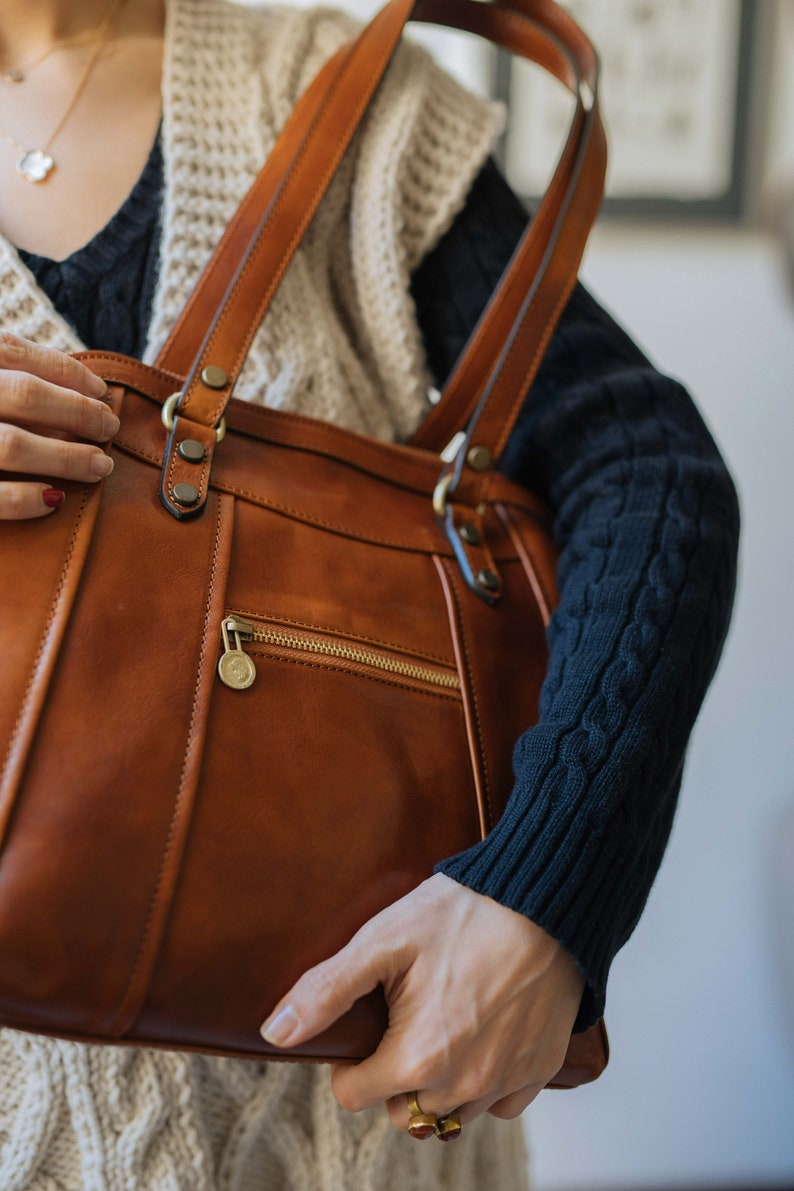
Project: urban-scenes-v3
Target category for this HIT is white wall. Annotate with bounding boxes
[525,225,794,1190]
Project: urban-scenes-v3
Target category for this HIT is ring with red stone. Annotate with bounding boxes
[406,1092,437,1140]
[435,1114,463,1142]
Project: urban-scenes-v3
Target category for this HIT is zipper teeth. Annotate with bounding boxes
[250,627,460,689]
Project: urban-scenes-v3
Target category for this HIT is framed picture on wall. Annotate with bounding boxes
[501,0,756,218]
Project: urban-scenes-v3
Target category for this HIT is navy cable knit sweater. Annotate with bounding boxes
[20,139,740,1032]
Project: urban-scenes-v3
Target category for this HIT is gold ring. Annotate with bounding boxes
[435,1113,462,1142]
[406,1091,437,1140]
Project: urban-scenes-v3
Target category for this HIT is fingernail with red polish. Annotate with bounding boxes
[42,488,66,508]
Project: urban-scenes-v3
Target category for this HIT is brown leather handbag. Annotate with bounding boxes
[0,0,608,1086]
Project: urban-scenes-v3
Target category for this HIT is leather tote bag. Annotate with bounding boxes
[0,0,609,1087]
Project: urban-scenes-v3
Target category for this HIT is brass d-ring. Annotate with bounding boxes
[432,471,454,520]
[161,392,226,443]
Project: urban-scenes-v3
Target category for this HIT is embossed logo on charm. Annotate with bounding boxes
[218,651,256,691]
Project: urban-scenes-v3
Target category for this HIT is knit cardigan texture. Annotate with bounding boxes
[0,0,739,1186]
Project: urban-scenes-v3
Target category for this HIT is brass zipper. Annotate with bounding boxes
[218,616,460,692]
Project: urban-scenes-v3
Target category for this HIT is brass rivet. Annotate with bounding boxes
[459,523,481,546]
[173,482,200,507]
[476,569,499,592]
[178,439,205,463]
[201,365,228,390]
[467,445,493,472]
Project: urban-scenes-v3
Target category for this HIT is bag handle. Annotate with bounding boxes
[154,41,355,380]
[410,0,603,455]
[155,0,605,523]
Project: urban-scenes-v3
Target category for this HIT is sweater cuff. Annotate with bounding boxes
[434,835,606,1033]
[434,705,692,1030]
[435,833,607,1033]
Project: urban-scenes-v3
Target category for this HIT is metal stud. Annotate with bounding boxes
[467,444,493,472]
[201,365,229,390]
[178,439,205,463]
[459,523,481,546]
[173,482,200,507]
[476,569,499,592]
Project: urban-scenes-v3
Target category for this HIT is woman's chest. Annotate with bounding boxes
[0,37,162,261]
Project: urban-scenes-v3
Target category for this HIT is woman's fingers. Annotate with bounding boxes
[0,422,114,484]
[383,1092,466,1135]
[260,874,584,1136]
[0,332,108,401]
[381,1079,541,1137]
[259,920,389,1050]
[0,372,118,442]
[486,1085,542,1119]
[0,483,66,520]
[0,336,117,505]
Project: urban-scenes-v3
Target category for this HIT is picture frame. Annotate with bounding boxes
[498,0,757,220]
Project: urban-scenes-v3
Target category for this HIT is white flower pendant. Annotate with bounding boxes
[17,149,54,183]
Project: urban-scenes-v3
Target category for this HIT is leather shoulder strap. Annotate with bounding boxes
[155,0,416,428]
[154,43,354,380]
[410,0,604,457]
[154,0,605,519]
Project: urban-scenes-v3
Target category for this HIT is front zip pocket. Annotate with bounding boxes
[217,615,460,695]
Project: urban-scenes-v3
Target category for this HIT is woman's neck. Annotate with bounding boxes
[0,2,165,66]
[0,1,112,62]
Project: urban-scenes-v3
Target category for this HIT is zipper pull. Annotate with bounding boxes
[218,617,256,690]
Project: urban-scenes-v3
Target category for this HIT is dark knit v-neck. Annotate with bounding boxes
[18,130,164,360]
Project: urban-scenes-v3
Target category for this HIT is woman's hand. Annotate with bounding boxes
[260,873,585,1134]
[0,332,117,520]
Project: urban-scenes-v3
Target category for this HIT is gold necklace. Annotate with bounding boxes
[0,1,117,183]
[2,18,114,85]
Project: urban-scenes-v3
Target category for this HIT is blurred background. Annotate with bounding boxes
[242,0,794,1186]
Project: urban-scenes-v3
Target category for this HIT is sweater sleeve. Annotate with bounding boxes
[411,160,740,1031]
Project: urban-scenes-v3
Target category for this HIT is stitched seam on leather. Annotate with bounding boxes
[191,483,433,549]
[244,651,460,702]
[115,427,441,504]
[155,171,270,374]
[420,2,591,459]
[493,275,577,459]
[75,353,183,387]
[496,503,555,619]
[109,439,440,549]
[165,422,211,505]
[157,48,349,373]
[226,609,452,666]
[231,404,427,453]
[114,498,224,1029]
[185,35,394,427]
[1,486,93,802]
[425,192,565,447]
[440,558,493,832]
[415,15,576,448]
[109,442,524,560]
[112,439,160,465]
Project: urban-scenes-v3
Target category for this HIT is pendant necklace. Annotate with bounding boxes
[1,17,115,85]
[0,1,116,183]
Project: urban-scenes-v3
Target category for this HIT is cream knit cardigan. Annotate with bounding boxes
[0,1,531,1187]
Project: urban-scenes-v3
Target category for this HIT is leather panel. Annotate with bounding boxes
[0,456,233,1036]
